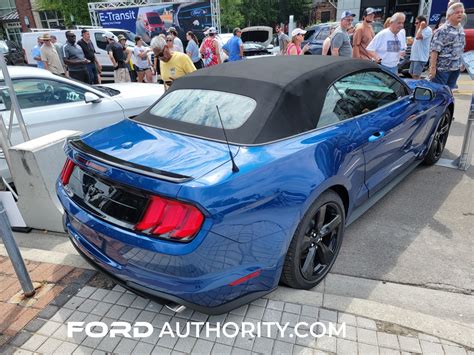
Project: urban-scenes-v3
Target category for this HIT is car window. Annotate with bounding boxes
[315,27,330,41]
[304,29,316,41]
[0,79,86,111]
[95,33,108,50]
[317,71,406,127]
[149,89,257,129]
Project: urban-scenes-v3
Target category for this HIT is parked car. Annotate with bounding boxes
[241,26,279,56]
[0,66,164,180]
[302,22,339,55]
[0,40,27,65]
[219,26,276,60]
[57,56,454,314]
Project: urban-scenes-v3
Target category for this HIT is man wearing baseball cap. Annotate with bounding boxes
[167,27,184,52]
[331,11,355,57]
[223,27,243,61]
[104,32,130,83]
[353,8,376,59]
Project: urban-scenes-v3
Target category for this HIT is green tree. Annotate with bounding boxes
[238,0,312,27]
[279,0,313,26]
[37,0,97,27]
[221,0,244,32]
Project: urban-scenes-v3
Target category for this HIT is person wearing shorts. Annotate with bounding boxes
[133,36,153,82]
[409,16,432,79]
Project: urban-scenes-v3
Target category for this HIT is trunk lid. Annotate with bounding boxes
[77,119,238,181]
[241,26,273,47]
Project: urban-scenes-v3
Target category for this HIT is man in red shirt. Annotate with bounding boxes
[353,7,376,59]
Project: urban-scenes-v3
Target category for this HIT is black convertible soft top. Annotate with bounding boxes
[136,56,381,145]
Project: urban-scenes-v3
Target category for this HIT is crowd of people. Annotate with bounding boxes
[280,1,466,90]
[33,29,103,84]
[32,0,467,91]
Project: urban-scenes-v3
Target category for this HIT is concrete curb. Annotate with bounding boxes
[266,287,474,348]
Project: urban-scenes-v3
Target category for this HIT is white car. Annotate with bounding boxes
[0,66,164,179]
[218,26,279,59]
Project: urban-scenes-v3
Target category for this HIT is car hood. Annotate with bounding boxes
[100,83,164,113]
[241,26,273,47]
[79,119,239,180]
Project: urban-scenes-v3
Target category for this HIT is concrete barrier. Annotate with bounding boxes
[9,130,81,233]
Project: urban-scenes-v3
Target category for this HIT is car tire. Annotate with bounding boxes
[423,110,452,166]
[281,190,345,289]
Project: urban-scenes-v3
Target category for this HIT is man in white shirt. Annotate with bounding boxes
[409,16,432,79]
[367,12,406,74]
[167,27,184,53]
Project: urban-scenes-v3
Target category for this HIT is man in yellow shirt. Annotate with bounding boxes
[150,36,196,89]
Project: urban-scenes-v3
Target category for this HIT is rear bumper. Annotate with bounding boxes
[67,227,272,314]
[58,184,282,314]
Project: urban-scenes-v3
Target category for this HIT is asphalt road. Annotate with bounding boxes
[332,85,473,294]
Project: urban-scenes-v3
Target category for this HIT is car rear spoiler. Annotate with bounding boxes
[67,137,193,183]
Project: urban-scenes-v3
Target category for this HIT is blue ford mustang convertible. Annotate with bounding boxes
[57,56,454,314]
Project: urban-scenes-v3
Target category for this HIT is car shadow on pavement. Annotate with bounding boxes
[327,160,473,323]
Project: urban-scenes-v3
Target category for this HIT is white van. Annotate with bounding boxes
[21,28,136,81]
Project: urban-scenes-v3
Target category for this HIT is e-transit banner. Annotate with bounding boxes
[98,1,212,43]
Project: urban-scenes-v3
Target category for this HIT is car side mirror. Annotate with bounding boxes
[84,92,101,104]
[413,87,433,101]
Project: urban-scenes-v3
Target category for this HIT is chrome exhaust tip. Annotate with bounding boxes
[165,302,186,313]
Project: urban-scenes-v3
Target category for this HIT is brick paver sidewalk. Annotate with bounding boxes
[0,255,471,355]
[0,255,94,348]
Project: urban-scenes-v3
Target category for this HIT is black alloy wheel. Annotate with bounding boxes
[423,111,451,165]
[281,191,345,289]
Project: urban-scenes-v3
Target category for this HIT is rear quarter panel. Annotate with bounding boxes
[178,120,367,250]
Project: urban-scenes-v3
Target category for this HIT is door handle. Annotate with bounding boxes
[368,131,385,142]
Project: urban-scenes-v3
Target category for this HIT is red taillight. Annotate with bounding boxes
[60,158,75,185]
[135,195,204,241]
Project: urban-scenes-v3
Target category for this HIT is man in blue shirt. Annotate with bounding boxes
[32,37,45,69]
[223,27,243,62]
[409,16,432,79]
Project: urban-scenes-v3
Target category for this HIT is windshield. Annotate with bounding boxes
[304,29,316,41]
[149,89,257,129]
[147,15,163,25]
